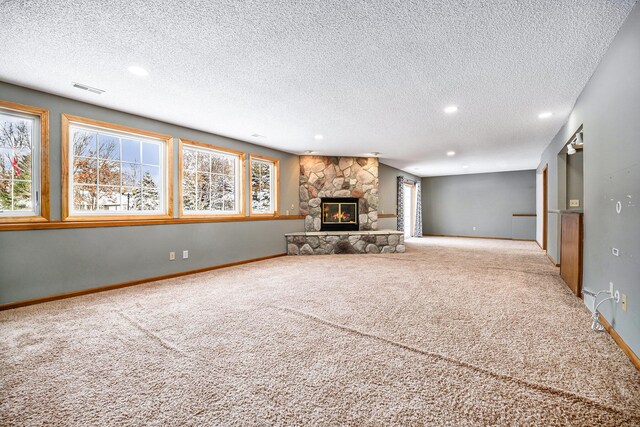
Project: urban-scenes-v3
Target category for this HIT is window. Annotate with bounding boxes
[179,139,244,217]
[0,100,49,223]
[62,115,173,220]
[249,154,279,216]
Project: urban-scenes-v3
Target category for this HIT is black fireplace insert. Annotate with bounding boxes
[320,197,359,231]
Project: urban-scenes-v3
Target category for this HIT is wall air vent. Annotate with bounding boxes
[72,82,105,94]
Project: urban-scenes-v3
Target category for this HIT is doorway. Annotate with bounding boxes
[403,182,415,239]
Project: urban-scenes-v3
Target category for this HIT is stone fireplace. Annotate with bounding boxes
[290,155,404,256]
[299,156,378,231]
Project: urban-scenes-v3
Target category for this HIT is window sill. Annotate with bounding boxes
[249,212,279,218]
[0,214,304,231]
[179,213,246,220]
[63,214,174,222]
[0,215,49,224]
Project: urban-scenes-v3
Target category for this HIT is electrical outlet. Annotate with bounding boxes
[169,252,176,261]
[612,248,620,256]
[473,226,477,231]
[182,250,189,259]
[621,294,627,312]
[569,199,580,207]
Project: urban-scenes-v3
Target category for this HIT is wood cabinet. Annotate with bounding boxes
[560,212,583,296]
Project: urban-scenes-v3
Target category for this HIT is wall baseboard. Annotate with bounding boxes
[598,311,640,371]
[4,248,637,373]
[546,253,560,267]
[422,234,559,266]
[0,253,287,311]
[421,234,637,370]
[422,234,535,242]
[535,240,560,267]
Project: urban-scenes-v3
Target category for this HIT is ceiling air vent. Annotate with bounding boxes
[72,82,105,94]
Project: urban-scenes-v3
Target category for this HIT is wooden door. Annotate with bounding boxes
[560,213,583,296]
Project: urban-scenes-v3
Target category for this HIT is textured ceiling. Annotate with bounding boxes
[0,1,635,176]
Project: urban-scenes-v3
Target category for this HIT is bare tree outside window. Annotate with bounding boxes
[0,115,34,213]
[71,127,163,214]
[182,145,239,214]
[251,160,273,213]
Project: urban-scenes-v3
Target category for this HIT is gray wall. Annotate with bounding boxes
[536,3,640,356]
[421,170,536,239]
[0,221,301,303]
[377,163,419,230]
[511,216,536,241]
[0,82,303,305]
[566,150,584,208]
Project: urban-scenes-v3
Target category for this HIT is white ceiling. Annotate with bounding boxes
[0,1,635,176]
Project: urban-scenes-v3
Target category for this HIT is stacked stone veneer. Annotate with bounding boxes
[286,231,405,255]
[299,156,379,231]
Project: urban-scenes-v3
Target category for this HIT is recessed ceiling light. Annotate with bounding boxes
[538,111,553,119]
[446,151,456,156]
[314,134,324,141]
[462,165,469,169]
[128,65,149,77]
[444,105,458,114]
[251,133,266,138]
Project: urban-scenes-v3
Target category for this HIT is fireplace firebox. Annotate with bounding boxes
[320,197,359,231]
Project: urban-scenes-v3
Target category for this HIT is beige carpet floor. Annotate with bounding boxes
[1,237,639,426]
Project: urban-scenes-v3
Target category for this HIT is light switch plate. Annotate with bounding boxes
[569,199,580,207]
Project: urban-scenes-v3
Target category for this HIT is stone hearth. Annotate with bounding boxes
[286,230,405,255]
[299,156,378,231]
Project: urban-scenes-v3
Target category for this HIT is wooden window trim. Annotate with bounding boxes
[0,214,305,231]
[0,100,50,224]
[178,138,246,219]
[249,154,280,217]
[61,114,174,221]
[378,213,397,219]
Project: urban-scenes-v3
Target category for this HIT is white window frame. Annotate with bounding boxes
[0,100,49,224]
[249,154,279,216]
[61,114,173,221]
[178,139,245,218]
